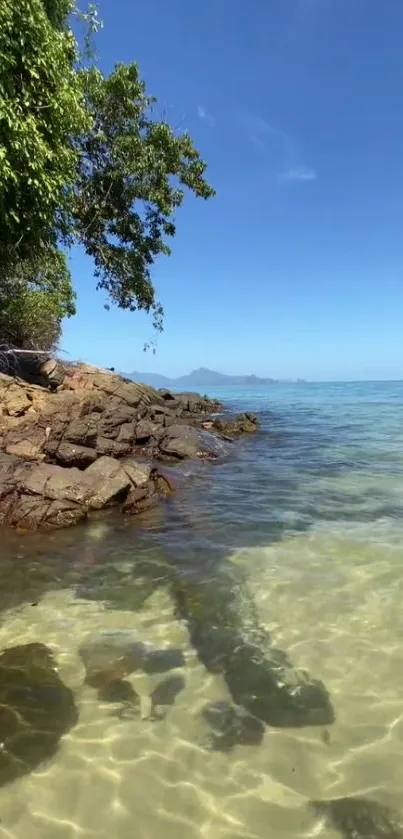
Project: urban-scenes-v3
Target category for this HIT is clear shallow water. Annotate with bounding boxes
[1,381,403,838]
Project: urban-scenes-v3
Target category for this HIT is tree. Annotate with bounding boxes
[0,249,76,350]
[73,64,215,330]
[0,0,89,268]
[0,1,215,343]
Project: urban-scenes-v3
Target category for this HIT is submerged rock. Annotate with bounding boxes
[311,797,403,839]
[201,700,264,752]
[173,571,334,728]
[98,678,139,705]
[150,674,185,719]
[225,644,334,727]
[0,643,78,786]
[213,413,259,438]
[79,630,185,688]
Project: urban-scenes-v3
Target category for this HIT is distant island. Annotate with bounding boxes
[125,367,277,389]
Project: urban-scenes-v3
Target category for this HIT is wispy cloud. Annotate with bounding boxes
[197,104,216,127]
[278,166,317,183]
[240,112,316,185]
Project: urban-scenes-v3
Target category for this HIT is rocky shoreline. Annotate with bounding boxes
[0,360,258,531]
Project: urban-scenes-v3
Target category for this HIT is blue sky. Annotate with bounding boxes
[64,0,403,381]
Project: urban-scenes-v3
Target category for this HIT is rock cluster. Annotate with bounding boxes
[0,642,401,839]
[0,362,258,530]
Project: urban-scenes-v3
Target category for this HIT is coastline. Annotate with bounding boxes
[0,360,258,532]
[0,381,403,837]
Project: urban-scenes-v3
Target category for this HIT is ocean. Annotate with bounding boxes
[1,380,403,838]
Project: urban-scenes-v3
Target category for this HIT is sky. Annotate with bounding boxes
[63,0,403,381]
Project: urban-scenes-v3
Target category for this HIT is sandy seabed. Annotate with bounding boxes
[0,529,403,839]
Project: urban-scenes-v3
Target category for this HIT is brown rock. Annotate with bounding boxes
[95,436,132,458]
[121,459,151,487]
[35,389,78,419]
[116,422,136,444]
[135,418,162,442]
[5,440,44,461]
[149,404,179,418]
[0,364,235,531]
[39,358,65,388]
[159,425,200,459]
[154,472,175,495]
[213,413,258,437]
[79,395,107,417]
[14,456,153,511]
[18,462,93,505]
[64,418,98,446]
[45,440,98,468]
[158,389,178,402]
[65,366,156,408]
[123,483,158,514]
[4,385,32,417]
[98,405,138,438]
[4,425,47,461]
[83,456,132,509]
[176,392,212,414]
[0,451,20,480]
[2,493,86,530]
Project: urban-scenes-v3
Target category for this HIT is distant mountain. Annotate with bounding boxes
[126,367,276,388]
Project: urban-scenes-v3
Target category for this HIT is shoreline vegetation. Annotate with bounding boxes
[0,355,259,532]
[1,1,215,356]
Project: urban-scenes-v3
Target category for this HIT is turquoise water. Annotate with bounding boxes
[1,380,403,838]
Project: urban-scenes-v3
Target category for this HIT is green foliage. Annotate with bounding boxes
[74,63,215,330]
[0,1,215,345]
[0,250,76,350]
[0,0,89,267]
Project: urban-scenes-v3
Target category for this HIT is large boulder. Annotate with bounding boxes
[18,461,92,504]
[0,455,166,529]
[158,425,201,459]
[64,365,156,409]
[0,492,87,530]
[83,456,132,509]
[158,424,230,461]
[0,643,78,786]
[44,440,98,468]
